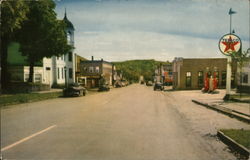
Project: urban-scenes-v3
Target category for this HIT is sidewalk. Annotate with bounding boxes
[191,89,250,123]
[32,88,62,94]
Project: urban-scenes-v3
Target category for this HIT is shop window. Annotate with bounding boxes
[186,72,191,87]
[241,73,248,84]
[198,71,203,87]
[221,71,226,86]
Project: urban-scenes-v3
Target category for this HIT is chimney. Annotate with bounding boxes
[91,56,94,61]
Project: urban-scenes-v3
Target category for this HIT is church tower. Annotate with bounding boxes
[63,9,75,47]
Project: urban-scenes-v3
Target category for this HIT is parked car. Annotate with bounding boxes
[154,82,164,91]
[114,81,122,88]
[146,81,153,86]
[121,80,128,87]
[63,83,87,97]
[98,84,110,92]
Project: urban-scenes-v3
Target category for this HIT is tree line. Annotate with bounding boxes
[0,0,72,91]
[113,59,170,83]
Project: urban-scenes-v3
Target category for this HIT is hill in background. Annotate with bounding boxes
[112,59,170,82]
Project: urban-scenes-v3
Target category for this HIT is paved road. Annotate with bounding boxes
[1,84,246,160]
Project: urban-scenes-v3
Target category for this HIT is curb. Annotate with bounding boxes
[217,131,250,158]
[230,98,250,104]
[192,100,250,124]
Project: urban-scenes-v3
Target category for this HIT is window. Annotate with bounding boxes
[221,71,226,86]
[84,67,87,72]
[57,68,60,79]
[95,66,100,73]
[214,71,219,79]
[67,32,70,43]
[34,74,42,83]
[62,68,64,79]
[241,73,248,84]
[24,74,29,82]
[89,66,94,73]
[69,68,73,79]
[198,71,203,87]
[186,72,191,87]
[68,52,72,62]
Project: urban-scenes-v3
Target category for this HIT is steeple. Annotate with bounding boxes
[64,8,67,19]
[63,7,75,30]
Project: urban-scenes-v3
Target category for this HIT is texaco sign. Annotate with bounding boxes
[219,34,241,56]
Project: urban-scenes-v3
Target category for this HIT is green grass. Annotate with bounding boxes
[230,94,250,98]
[220,129,250,149]
[0,92,62,107]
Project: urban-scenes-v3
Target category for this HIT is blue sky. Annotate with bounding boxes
[55,0,249,62]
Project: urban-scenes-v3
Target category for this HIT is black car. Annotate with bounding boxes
[154,82,164,91]
[98,84,110,92]
[63,83,87,97]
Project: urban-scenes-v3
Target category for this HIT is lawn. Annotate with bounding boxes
[0,92,62,107]
[220,129,250,149]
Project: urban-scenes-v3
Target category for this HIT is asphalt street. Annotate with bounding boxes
[1,84,247,160]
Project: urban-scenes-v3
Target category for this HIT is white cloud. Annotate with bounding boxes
[56,0,249,61]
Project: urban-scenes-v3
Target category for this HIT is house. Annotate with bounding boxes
[7,10,76,88]
[172,57,237,90]
[237,60,250,93]
[7,42,44,83]
[79,56,115,88]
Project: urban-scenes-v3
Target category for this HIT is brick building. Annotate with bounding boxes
[172,57,237,90]
[79,57,115,88]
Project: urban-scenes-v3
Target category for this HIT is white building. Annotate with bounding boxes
[7,11,76,88]
[40,11,76,87]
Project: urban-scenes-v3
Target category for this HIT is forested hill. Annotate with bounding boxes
[112,59,170,82]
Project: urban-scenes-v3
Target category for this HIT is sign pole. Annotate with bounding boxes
[225,56,232,96]
[224,8,236,100]
[226,11,232,98]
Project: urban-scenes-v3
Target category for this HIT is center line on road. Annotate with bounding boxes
[1,125,57,152]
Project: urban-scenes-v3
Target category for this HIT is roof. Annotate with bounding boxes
[80,60,113,65]
[63,10,75,30]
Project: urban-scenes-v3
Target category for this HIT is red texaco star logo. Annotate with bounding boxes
[219,34,241,56]
[221,36,239,52]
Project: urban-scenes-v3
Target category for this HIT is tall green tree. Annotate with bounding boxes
[0,0,28,89]
[18,0,72,82]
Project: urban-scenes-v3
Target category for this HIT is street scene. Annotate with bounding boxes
[1,84,249,160]
[0,0,250,160]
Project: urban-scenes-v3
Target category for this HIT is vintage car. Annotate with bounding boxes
[114,81,122,88]
[154,82,164,91]
[63,83,87,97]
[146,81,153,86]
[98,84,110,92]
